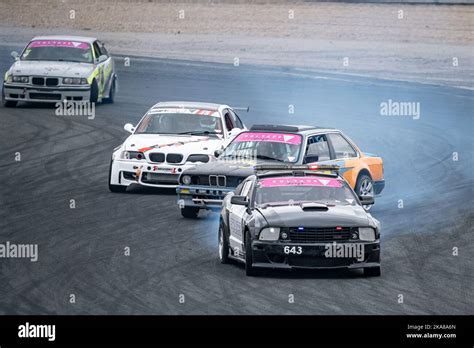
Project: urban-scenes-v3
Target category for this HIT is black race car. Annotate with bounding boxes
[218,165,381,276]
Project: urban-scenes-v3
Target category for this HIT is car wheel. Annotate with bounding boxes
[90,79,99,103]
[108,160,126,193]
[218,224,230,264]
[364,266,381,277]
[245,230,258,276]
[2,87,17,107]
[181,207,199,219]
[103,78,115,104]
[356,173,374,210]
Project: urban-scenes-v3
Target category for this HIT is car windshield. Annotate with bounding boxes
[220,132,302,163]
[255,176,357,206]
[21,40,93,63]
[135,111,223,137]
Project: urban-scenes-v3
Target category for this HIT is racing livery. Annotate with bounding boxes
[177,124,384,218]
[2,35,117,106]
[218,165,381,276]
[109,101,247,191]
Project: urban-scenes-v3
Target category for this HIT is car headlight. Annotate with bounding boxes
[187,154,210,163]
[122,151,145,160]
[63,77,88,85]
[6,74,13,83]
[358,227,376,241]
[12,75,29,83]
[259,227,280,241]
[181,175,192,185]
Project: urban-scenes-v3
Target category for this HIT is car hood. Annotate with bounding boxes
[256,204,371,228]
[182,159,278,177]
[124,134,224,155]
[9,60,95,78]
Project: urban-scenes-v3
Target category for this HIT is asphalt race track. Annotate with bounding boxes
[0,46,472,314]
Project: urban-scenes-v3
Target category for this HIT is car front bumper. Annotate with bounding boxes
[111,160,192,188]
[176,185,234,209]
[251,240,380,270]
[3,83,91,103]
[374,179,385,195]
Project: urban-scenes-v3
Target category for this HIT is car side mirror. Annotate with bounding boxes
[231,195,249,206]
[124,123,135,133]
[359,196,374,206]
[97,55,108,64]
[11,51,19,61]
[214,149,223,158]
[303,155,319,164]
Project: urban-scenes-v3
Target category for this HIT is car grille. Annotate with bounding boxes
[186,175,243,187]
[142,173,179,185]
[29,93,61,101]
[288,227,352,243]
[32,77,45,86]
[289,256,353,268]
[149,153,183,164]
[166,153,183,163]
[46,78,59,86]
[149,153,165,163]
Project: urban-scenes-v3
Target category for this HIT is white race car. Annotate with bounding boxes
[3,35,117,106]
[109,101,247,191]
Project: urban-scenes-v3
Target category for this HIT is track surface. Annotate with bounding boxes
[0,47,472,314]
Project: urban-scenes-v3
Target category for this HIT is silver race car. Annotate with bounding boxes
[2,35,117,106]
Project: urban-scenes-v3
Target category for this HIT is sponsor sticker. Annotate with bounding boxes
[149,108,220,117]
[235,132,302,145]
[29,40,89,50]
[259,177,342,188]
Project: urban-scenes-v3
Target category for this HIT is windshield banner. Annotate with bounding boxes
[29,40,90,50]
[235,132,301,144]
[259,177,343,188]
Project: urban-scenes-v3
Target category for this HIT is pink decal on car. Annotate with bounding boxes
[259,177,343,188]
[29,40,90,50]
[235,132,301,144]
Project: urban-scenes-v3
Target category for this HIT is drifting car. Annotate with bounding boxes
[2,35,117,106]
[218,164,381,276]
[109,101,247,191]
[176,124,384,218]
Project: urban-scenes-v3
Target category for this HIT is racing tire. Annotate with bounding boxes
[364,266,381,277]
[2,87,17,107]
[355,172,374,210]
[181,207,199,219]
[90,79,99,104]
[245,230,258,276]
[218,224,230,264]
[103,77,116,104]
[108,160,127,193]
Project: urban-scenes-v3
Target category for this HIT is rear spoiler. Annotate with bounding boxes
[232,106,250,112]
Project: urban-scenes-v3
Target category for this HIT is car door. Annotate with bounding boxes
[92,40,111,98]
[324,132,359,179]
[228,179,253,256]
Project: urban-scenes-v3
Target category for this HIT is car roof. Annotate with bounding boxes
[31,35,97,44]
[150,101,226,111]
[249,124,335,134]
